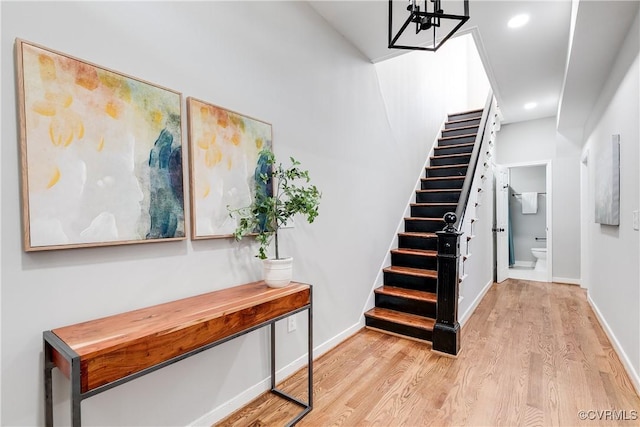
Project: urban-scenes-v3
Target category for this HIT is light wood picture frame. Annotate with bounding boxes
[16,39,185,251]
[187,97,273,239]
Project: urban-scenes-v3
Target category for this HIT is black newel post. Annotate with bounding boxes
[433,212,461,356]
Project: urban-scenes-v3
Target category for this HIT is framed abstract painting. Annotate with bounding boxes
[16,39,185,251]
[187,97,273,239]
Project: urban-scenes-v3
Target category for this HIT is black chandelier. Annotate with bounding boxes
[388,0,470,52]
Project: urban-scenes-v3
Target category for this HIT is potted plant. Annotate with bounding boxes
[228,148,321,287]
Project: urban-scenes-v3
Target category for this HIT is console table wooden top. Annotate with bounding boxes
[49,281,311,393]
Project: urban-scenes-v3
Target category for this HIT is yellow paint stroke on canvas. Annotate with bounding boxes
[77,121,84,139]
[38,54,56,81]
[75,62,99,91]
[197,135,210,150]
[105,101,120,119]
[217,111,229,128]
[32,91,72,116]
[47,167,61,189]
[151,110,163,125]
[99,72,131,103]
[205,145,222,168]
[230,114,245,132]
[51,117,72,146]
[46,91,72,107]
[256,138,263,150]
[231,132,241,146]
[97,136,105,152]
[48,111,84,147]
[32,100,57,116]
[202,183,210,198]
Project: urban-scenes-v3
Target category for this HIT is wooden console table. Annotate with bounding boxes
[43,281,313,426]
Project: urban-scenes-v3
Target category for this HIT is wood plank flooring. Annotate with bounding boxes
[216,280,640,426]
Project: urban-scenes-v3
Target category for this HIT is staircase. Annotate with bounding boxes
[364,108,484,343]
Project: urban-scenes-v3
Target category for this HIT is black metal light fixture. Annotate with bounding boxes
[389,0,470,52]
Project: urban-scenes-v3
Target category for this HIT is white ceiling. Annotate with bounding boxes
[309,0,639,128]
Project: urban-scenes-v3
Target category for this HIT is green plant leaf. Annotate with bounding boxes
[227,147,321,260]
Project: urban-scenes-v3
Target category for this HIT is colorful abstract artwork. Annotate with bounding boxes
[187,98,272,239]
[16,40,185,251]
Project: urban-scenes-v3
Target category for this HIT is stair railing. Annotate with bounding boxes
[432,91,495,356]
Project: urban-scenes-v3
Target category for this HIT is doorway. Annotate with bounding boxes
[495,161,552,282]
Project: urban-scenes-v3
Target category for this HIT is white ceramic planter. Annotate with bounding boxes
[263,257,293,288]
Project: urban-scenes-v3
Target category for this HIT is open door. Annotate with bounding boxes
[495,165,509,283]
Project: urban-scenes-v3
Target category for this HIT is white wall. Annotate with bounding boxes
[581,9,639,389]
[0,2,485,426]
[495,117,582,282]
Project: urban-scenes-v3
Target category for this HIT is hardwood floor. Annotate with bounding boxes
[216,280,640,426]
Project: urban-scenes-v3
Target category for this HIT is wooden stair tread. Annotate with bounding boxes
[446,117,481,125]
[443,124,479,132]
[426,164,468,170]
[375,286,437,303]
[416,189,461,193]
[405,216,444,221]
[383,266,437,278]
[435,142,475,149]
[421,176,465,181]
[411,202,457,207]
[398,232,437,238]
[431,153,472,160]
[365,307,435,330]
[391,248,437,257]
[439,133,477,141]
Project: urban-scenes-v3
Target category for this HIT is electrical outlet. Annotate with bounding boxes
[633,210,639,231]
[287,316,296,332]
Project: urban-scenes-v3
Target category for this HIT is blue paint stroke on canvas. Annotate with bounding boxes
[254,150,273,232]
[147,129,185,238]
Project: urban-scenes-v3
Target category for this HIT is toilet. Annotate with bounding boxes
[531,248,547,271]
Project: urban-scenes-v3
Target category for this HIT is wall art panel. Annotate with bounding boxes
[16,39,185,251]
[187,97,272,239]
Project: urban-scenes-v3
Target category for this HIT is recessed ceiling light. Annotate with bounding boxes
[508,14,530,29]
[524,102,537,110]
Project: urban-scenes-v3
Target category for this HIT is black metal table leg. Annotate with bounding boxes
[44,340,54,427]
[270,294,313,426]
[71,356,82,427]
[307,287,313,410]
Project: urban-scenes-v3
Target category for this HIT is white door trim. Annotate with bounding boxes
[497,159,553,283]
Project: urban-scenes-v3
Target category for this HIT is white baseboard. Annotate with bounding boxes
[587,293,640,396]
[552,276,581,286]
[513,260,535,268]
[459,279,493,327]
[188,321,363,426]
[508,268,547,282]
[188,375,269,427]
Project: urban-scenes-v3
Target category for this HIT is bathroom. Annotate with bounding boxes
[508,165,548,281]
